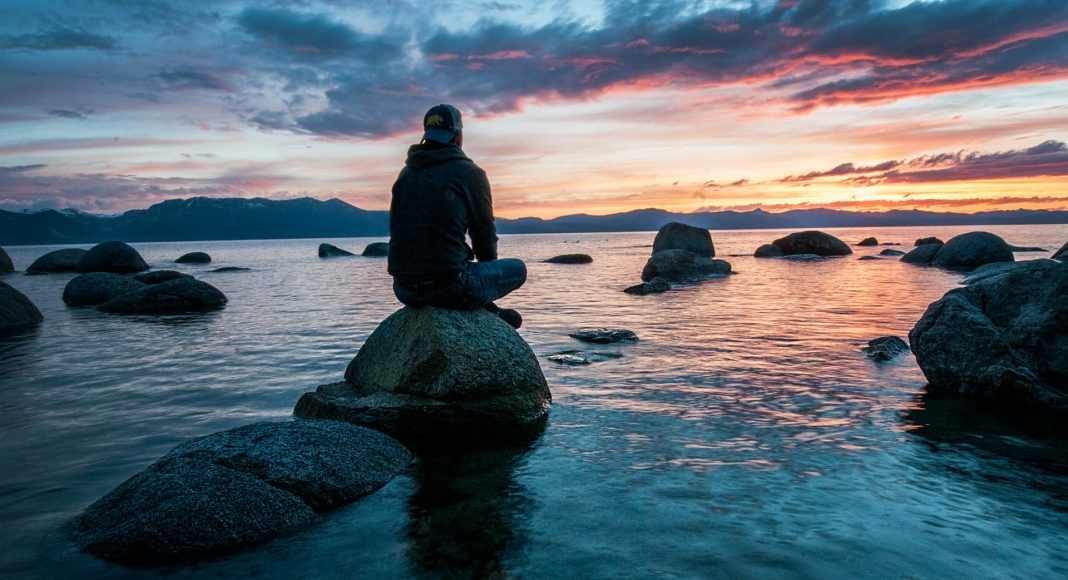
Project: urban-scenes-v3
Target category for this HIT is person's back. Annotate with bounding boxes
[388,141,495,284]
[387,103,526,328]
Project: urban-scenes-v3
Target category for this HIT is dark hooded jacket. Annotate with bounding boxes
[387,142,498,283]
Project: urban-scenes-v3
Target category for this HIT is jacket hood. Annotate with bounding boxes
[405,143,471,170]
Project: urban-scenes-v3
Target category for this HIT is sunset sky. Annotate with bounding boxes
[2,0,1068,219]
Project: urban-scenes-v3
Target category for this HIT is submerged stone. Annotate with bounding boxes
[569,328,638,344]
[319,243,355,258]
[641,249,730,283]
[544,253,593,264]
[26,248,88,275]
[772,231,852,256]
[863,336,909,361]
[362,242,389,257]
[63,272,146,307]
[175,252,211,264]
[0,281,43,332]
[547,354,591,365]
[754,244,784,258]
[624,277,670,295]
[132,270,193,285]
[97,278,227,314]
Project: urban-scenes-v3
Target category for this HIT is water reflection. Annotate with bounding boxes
[903,391,1068,474]
[406,443,537,578]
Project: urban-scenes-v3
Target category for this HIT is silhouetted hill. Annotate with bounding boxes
[1,196,1066,245]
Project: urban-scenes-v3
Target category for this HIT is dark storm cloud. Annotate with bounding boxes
[295,0,1068,136]
[157,69,233,91]
[783,140,1068,186]
[237,7,404,61]
[2,26,116,51]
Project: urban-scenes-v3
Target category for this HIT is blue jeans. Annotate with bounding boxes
[393,259,527,310]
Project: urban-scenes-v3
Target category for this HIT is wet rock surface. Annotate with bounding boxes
[909,259,1068,413]
[26,248,88,275]
[624,277,671,295]
[70,420,411,565]
[771,231,852,256]
[929,231,1014,270]
[132,270,193,285]
[641,249,730,283]
[76,242,149,274]
[97,278,227,314]
[0,281,43,332]
[0,247,12,273]
[863,336,910,361]
[1053,241,1067,260]
[362,242,389,257]
[569,328,638,344]
[544,253,593,264]
[754,243,784,258]
[880,249,906,256]
[175,252,211,264]
[63,272,147,307]
[318,243,355,258]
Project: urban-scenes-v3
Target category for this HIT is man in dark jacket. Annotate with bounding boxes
[388,103,526,328]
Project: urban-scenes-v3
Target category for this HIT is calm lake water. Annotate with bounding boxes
[2,224,1067,579]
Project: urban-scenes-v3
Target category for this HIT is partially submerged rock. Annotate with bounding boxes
[212,266,250,273]
[26,248,88,274]
[318,243,355,258]
[901,243,943,265]
[544,253,592,264]
[929,231,1013,269]
[641,249,730,283]
[70,420,411,565]
[547,354,591,365]
[1053,241,1067,261]
[97,278,227,314]
[569,328,638,344]
[175,251,211,264]
[771,231,852,256]
[63,272,146,307]
[863,336,909,362]
[362,242,389,257]
[0,247,12,273]
[915,237,943,246]
[754,244,784,258]
[1008,245,1046,252]
[858,256,882,261]
[624,277,670,295]
[909,259,1068,413]
[132,270,193,285]
[295,307,551,449]
[0,281,43,332]
[880,249,906,256]
[76,242,149,274]
[652,222,714,257]
[857,237,878,246]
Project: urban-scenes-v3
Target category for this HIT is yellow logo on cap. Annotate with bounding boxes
[426,114,445,127]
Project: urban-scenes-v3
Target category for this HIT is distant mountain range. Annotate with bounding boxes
[2,196,1067,246]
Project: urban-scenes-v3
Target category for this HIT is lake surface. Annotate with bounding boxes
[2,225,1067,579]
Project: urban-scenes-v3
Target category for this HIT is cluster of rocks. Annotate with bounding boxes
[72,303,552,565]
[319,242,390,258]
[754,230,852,259]
[901,231,1014,269]
[624,222,731,294]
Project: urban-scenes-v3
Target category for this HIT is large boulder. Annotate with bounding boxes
[641,249,731,283]
[771,231,852,256]
[132,270,193,285]
[294,307,551,449]
[361,242,389,257]
[70,420,411,564]
[0,247,12,273]
[544,253,592,264]
[928,231,1014,270]
[63,273,146,307]
[97,278,227,314]
[1053,241,1067,261]
[651,222,714,257]
[909,259,1068,413]
[175,252,211,264]
[76,242,149,274]
[901,242,943,265]
[754,244,784,258]
[318,243,355,258]
[26,248,88,274]
[0,282,43,332]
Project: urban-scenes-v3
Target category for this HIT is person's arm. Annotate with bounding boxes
[467,168,498,262]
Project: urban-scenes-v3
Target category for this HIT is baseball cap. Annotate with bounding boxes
[422,103,463,143]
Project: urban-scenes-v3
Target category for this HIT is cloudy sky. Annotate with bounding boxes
[2,0,1067,218]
